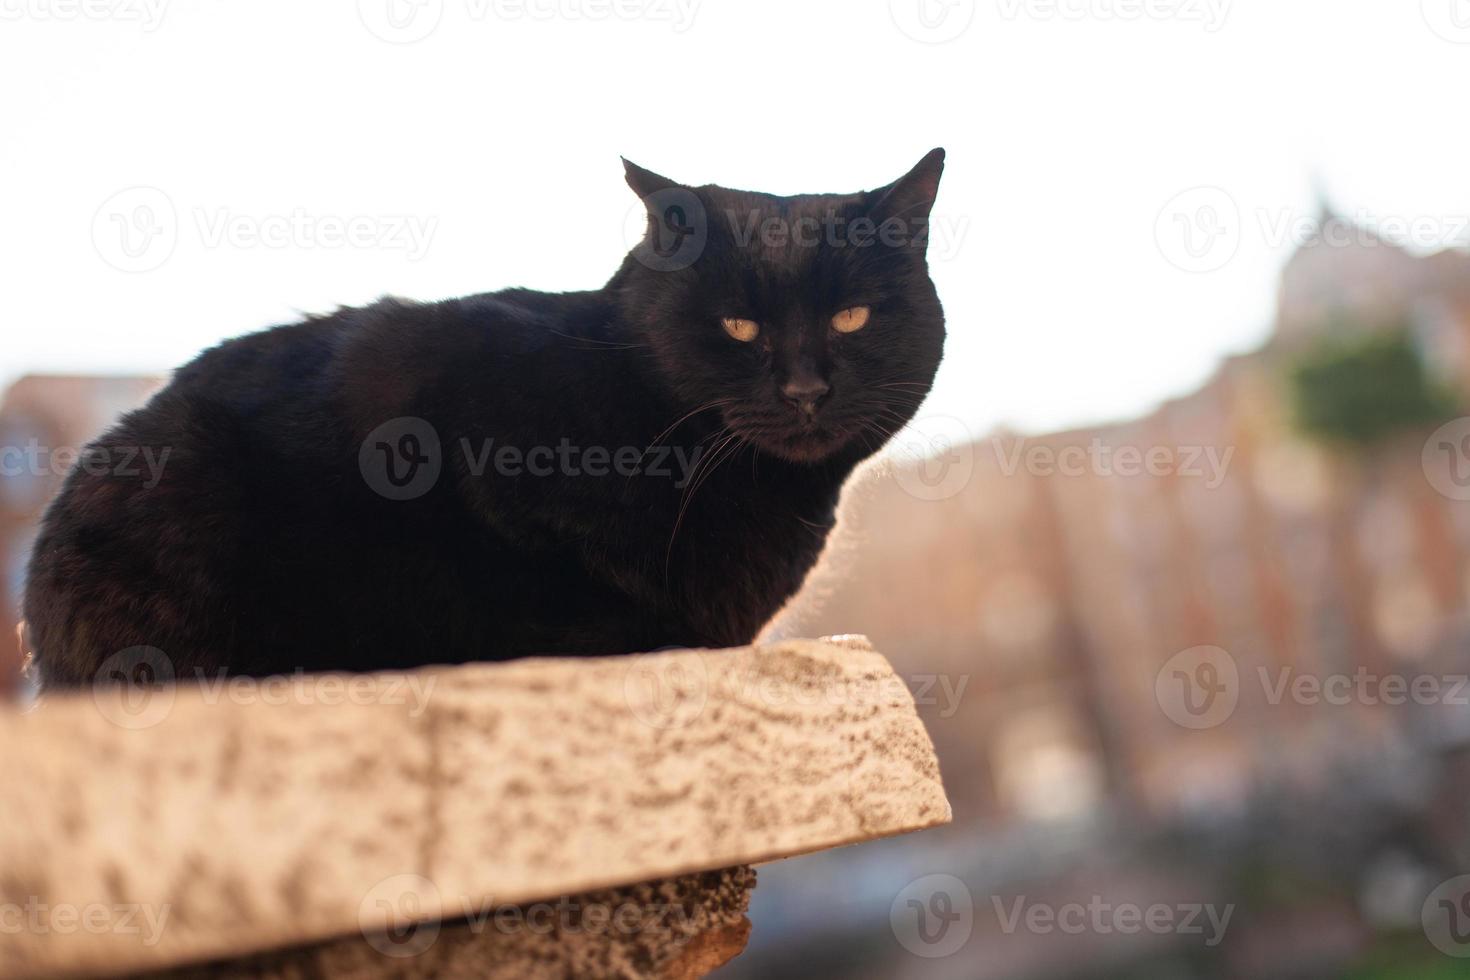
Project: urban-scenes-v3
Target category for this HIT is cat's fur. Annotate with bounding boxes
[25,151,947,688]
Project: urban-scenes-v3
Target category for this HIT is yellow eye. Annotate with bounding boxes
[721,317,760,342]
[832,306,871,334]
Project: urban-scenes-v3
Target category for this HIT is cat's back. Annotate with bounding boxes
[88,289,611,468]
[32,289,617,552]
[24,288,638,684]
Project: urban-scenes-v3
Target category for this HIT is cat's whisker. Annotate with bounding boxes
[673,425,733,504]
[877,415,909,434]
[643,398,737,455]
[622,399,738,502]
[664,430,744,577]
[858,418,904,447]
[681,429,741,504]
[865,410,913,435]
[546,329,646,350]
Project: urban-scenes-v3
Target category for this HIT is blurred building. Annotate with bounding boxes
[744,222,1470,980]
[780,221,1470,831]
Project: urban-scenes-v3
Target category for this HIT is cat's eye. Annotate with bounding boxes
[832,306,871,334]
[721,317,760,343]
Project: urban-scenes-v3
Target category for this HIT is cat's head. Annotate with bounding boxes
[614,151,947,463]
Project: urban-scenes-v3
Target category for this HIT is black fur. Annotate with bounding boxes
[25,151,947,688]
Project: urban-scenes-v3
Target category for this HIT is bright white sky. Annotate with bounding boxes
[3,0,1469,438]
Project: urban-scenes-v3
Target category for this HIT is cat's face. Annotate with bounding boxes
[616,151,947,463]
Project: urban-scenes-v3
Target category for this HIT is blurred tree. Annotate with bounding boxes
[1288,325,1458,445]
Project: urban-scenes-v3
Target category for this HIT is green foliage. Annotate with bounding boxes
[1344,932,1470,979]
[1288,326,1458,446]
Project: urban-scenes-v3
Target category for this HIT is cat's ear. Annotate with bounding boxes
[622,158,682,202]
[622,159,708,271]
[867,148,946,224]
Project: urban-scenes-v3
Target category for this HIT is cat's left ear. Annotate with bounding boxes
[622,158,682,202]
[867,148,946,224]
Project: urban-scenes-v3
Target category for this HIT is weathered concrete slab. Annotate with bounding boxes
[0,637,949,978]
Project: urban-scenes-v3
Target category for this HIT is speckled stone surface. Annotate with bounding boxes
[0,637,950,978]
[135,868,757,980]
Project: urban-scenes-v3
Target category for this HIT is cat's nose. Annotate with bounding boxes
[781,376,831,416]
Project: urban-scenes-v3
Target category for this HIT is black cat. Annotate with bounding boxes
[24,150,947,688]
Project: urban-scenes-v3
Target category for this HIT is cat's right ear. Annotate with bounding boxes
[622,159,708,271]
[622,158,681,202]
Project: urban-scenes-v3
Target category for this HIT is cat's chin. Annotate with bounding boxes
[746,426,856,464]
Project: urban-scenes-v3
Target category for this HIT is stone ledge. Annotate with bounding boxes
[0,637,950,978]
[132,868,757,980]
